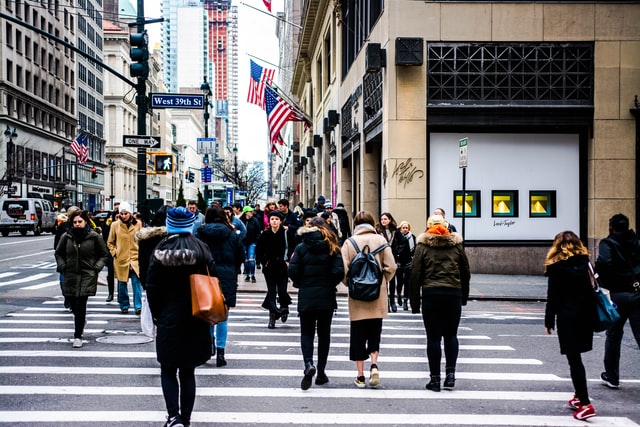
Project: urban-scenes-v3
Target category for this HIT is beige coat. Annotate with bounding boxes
[341,224,397,321]
[107,219,142,282]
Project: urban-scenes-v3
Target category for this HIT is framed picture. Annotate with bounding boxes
[453,190,480,217]
[492,190,518,217]
[530,191,557,217]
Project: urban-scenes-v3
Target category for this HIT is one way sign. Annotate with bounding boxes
[123,135,161,148]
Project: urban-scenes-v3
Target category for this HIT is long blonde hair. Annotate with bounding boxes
[544,230,589,272]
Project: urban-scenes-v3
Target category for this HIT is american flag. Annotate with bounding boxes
[70,133,89,164]
[264,86,297,143]
[247,59,275,109]
[262,0,272,12]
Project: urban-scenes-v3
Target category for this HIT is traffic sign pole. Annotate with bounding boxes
[459,137,468,242]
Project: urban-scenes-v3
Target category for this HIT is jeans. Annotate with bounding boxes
[421,294,462,376]
[106,254,115,296]
[210,312,230,349]
[244,243,256,276]
[603,290,640,382]
[117,271,142,311]
[59,273,70,309]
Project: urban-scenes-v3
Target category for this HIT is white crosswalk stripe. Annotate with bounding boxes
[0,290,637,426]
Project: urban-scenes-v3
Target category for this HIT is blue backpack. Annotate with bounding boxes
[347,237,388,301]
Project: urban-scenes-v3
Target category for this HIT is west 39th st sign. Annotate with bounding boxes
[150,93,204,109]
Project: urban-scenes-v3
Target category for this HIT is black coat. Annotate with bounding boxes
[255,226,295,277]
[288,226,344,312]
[392,230,416,267]
[196,222,245,307]
[596,229,640,293]
[242,215,262,245]
[545,255,596,355]
[146,234,216,368]
[135,226,167,289]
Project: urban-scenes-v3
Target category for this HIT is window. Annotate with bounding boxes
[492,191,518,217]
[454,191,481,218]
[16,30,22,52]
[530,191,557,218]
[6,59,12,82]
[5,24,12,47]
[25,36,31,58]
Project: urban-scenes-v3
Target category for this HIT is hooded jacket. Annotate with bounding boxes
[146,234,216,368]
[596,229,640,293]
[288,226,344,312]
[135,226,168,289]
[409,230,470,312]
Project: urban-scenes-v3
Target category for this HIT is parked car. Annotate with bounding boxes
[0,197,57,236]
[92,211,113,229]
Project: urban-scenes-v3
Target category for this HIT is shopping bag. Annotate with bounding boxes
[140,294,156,338]
[190,266,228,325]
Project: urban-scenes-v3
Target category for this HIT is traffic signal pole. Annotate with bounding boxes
[135,0,148,218]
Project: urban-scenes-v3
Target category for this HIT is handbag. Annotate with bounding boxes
[189,265,228,325]
[588,262,620,332]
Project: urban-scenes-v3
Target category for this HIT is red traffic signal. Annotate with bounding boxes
[91,167,97,179]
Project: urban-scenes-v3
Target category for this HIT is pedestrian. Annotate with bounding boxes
[313,195,327,213]
[196,205,244,367]
[262,200,278,231]
[106,201,143,315]
[278,198,302,239]
[223,205,246,240]
[101,207,119,302]
[256,210,295,329]
[341,211,396,388]
[54,209,109,348]
[595,213,640,389]
[332,202,351,245]
[187,200,205,232]
[322,203,342,242]
[392,220,416,311]
[434,207,457,233]
[544,230,597,420]
[409,214,470,392]
[133,211,145,227]
[54,205,81,311]
[288,217,344,389]
[146,206,217,427]
[376,212,399,311]
[135,205,169,289]
[240,205,262,283]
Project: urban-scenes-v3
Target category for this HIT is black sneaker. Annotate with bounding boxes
[251,276,257,283]
[165,414,184,427]
[245,275,251,282]
[315,372,329,385]
[601,372,620,389]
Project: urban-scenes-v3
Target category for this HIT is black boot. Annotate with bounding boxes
[281,307,289,323]
[403,297,409,311]
[301,360,316,390]
[105,294,114,302]
[268,313,276,329]
[426,375,441,392]
[389,296,397,313]
[216,348,227,367]
[444,367,455,389]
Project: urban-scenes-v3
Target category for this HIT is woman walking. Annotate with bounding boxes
[392,221,416,311]
[196,205,245,367]
[146,207,217,427]
[55,210,109,348]
[288,217,344,389]
[376,212,399,311]
[256,210,295,328]
[341,211,396,388]
[544,231,597,420]
[409,214,470,392]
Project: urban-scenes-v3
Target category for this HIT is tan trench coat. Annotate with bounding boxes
[107,219,142,282]
[341,224,397,321]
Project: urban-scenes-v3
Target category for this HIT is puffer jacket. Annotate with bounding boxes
[146,234,216,368]
[135,226,167,289]
[409,231,470,312]
[288,226,344,312]
[55,226,109,297]
[341,224,397,321]
[196,222,245,307]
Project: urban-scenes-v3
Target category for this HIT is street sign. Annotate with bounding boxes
[459,137,468,168]
[197,137,217,155]
[123,135,161,148]
[150,93,204,109]
[201,166,212,183]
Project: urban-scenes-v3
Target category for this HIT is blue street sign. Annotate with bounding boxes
[201,166,212,183]
[150,93,204,109]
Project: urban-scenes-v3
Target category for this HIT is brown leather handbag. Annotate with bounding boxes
[190,265,228,325]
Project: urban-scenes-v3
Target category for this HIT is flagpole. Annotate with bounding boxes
[247,53,291,76]
[265,82,313,124]
[240,1,302,29]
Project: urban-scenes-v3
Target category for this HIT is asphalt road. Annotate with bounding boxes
[0,234,639,426]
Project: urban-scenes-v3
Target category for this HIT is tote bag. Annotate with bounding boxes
[588,262,620,332]
[190,265,228,325]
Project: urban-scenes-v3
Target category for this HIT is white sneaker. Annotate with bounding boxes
[72,338,83,348]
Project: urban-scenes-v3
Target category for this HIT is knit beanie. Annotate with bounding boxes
[166,206,196,234]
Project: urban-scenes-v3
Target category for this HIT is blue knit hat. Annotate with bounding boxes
[166,206,196,234]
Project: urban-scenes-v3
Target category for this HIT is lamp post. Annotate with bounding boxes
[3,126,18,196]
[200,77,211,201]
[108,159,116,210]
[233,143,238,202]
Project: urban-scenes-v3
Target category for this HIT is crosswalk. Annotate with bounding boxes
[0,263,59,290]
[0,289,638,426]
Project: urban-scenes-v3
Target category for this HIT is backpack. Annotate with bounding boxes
[347,237,388,301]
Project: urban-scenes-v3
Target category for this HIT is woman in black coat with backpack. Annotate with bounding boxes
[288,217,344,390]
[544,230,597,421]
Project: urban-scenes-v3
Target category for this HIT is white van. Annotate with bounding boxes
[0,197,57,236]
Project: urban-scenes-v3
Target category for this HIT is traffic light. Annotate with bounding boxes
[185,171,190,181]
[91,167,97,179]
[188,171,195,182]
[129,30,149,78]
[154,154,174,172]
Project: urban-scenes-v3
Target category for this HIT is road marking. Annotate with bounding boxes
[0,250,52,262]
[0,320,108,325]
[0,272,19,279]
[0,237,48,246]
[0,328,105,334]
[0,273,53,286]
[21,280,60,290]
[231,340,514,351]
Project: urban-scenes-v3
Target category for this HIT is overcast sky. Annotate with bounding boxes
[143,0,281,164]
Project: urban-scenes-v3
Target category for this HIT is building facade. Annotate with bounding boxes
[289,1,640,274]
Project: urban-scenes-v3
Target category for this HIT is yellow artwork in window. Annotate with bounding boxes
[531,196,548,214]
[455,195,474,214]
[493,196,511,214]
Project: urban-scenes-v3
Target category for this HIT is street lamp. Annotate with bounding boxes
[200,77,211,201]
[3,126,18,196]
[108,159,116,210]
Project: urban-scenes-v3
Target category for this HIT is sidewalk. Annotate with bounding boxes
[100,269,547,302]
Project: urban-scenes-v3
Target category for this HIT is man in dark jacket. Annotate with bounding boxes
[278,198,301,239]
[595,213,640,389]
[241,205,262,283]
[332,203,352,244]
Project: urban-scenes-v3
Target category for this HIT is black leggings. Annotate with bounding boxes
[299,309,334,373]
[68,296,89,339]
[421,294,462,376]
[160,365,196,423]
[566,352,590,405]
